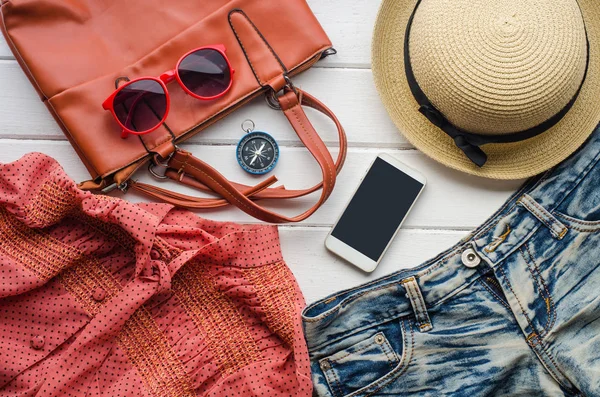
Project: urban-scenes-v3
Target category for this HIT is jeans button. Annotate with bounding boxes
[461,248,481,268]
[320,361,331,371]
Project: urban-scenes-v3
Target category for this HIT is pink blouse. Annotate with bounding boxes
[0,153,312,396]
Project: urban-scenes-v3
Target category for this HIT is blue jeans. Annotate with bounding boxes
[303,126,600,397]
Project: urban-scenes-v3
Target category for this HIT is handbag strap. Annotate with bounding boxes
[130,87,347,223]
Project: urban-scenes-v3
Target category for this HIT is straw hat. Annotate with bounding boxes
[372,0,600,179]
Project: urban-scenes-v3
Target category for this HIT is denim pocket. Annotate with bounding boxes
[317,320,413,397]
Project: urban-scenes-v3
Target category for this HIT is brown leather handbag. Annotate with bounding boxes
[0,0,347,223]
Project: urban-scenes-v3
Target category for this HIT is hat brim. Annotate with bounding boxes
[372,0,600,180]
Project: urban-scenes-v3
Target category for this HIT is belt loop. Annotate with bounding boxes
[401,277,433,333]
[518,194,568,240]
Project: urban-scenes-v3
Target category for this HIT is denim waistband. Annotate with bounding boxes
[303,127,600,351]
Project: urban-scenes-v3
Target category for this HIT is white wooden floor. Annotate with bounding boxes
[0,0,524,304]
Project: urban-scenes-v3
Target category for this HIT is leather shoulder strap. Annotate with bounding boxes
[131,87,347,223]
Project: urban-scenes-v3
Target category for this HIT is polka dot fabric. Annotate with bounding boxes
[0,153,312,396]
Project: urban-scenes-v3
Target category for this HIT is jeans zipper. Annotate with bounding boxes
[484,275,509,305]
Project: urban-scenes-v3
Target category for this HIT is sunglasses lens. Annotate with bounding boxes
[113,79,167,133]
[178,49,231,98]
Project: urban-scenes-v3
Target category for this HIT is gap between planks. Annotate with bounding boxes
[0,55,373,69]
[278,225,476,233]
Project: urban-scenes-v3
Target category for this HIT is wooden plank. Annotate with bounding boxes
[0,37,8,59]
[309,0,379,69]
[0,140,522,228]
[281,227,468,303]
[0,61,403,147]
[0,1,377,67]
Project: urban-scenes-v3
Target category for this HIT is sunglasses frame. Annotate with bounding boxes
[102,44,234,138]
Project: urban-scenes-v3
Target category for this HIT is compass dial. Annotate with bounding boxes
[236,131,279,175]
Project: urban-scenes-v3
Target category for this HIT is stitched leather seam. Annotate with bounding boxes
[286,98,334,198]
[172,157,265,219]
[97,87,262,178]
[228,10,264,86]
[228,9,287,85]
[236,10,287,72]
[140,131,174,158]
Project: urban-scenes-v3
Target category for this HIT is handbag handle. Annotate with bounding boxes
[130,87,347,223]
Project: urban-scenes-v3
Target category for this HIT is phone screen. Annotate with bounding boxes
[331,157,424,261]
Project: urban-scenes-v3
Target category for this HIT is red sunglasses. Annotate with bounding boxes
[102,44,234,138]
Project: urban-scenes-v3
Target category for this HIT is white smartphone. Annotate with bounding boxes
[325,153,426,272]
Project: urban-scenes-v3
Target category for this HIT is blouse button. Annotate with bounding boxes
[31,335,45,350]
[150,249,161,260]
[92,288,106,302]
